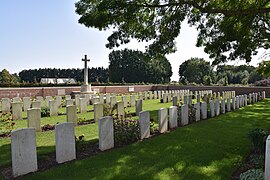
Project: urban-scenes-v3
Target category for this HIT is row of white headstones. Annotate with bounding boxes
[7,90,266,177]
[1,89,201,120]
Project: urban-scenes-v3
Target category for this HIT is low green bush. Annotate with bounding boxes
[41,107,50,117]
[114,117,140,146]
[240,169,263,180]
[248,128,267,153]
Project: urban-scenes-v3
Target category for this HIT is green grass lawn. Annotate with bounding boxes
[6,99,270,179]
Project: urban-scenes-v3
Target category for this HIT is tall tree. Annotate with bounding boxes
[108,49,172,83]
[178,58,212,84]
[75,0,270,65]
[0,69,19,84]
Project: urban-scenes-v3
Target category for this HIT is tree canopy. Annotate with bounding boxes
[75,0,270,65]
[257,60,270,77]
[178,57,212,84]
[109,49,172,83]
[178,58,264,85]
[19,68,109,83]
[0,69,20,84]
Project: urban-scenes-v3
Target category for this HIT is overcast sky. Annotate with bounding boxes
[0,0,264,81]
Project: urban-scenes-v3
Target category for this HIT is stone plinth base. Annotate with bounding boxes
[81,84,92,93]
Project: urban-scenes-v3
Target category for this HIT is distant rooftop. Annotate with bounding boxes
[40,78,77,84]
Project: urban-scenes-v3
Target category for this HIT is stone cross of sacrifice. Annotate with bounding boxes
[82,55,90,85]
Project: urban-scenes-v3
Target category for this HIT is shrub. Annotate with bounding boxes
[254,79,270,86]
[41,124,55,131]
[41,107,50,117]
[247,128,267,153]
[188,104,196,124]
[150,118,158,134]
[240,169,263,180]
[177,103,196,125]
[113,117,140,146]
[0,112,15,136]
[103,104,116,116]
[75,134,87,151]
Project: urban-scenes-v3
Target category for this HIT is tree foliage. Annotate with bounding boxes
[257,60,270,77]
[178,58,264,85]
[0,69,20,84]
[75,0,270,64]
[19,68,109,83]
[109,49,172,83]
[179,57,212,84]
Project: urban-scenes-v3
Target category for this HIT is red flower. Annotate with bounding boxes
[12,122,16,125]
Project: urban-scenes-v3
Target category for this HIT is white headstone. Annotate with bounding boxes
[36,96,44,103]
[55,122,76,163]
[130,95,136,107]
[11,128,37,177]
[244,94,248,106]
[158,91,161,99]
[143,91,147,100]
[149,91,153,100]
[110,96,117,107]
[139,111,150,139]
[236,96,239,109]
[136,99,143,116]
[169,106,178,128]
[13,97,21,103]
[99,116,114,151]
[49,100,58,116]
[167,93,172,102]
[194,103,200,122]
[27,108,41,131]
[226,99,231,112]
[75,94,80,106]
[66,99,74,106]
[215,100,220,116]
[181,104,189,125]
[158,108,168,133]
[106,94,111,104]
[94,103,104,122]
[201,102,207,119]
[172,96,178,106]
[117,101,125,116]
[210,101,216,118]
[12,102,23,120]
[45,96,53,108]
[56,96,62,108]
[66,105,77,125]
[154,91,157,99]
[2,98,10,113]
[183,95,188,105]
[163,94,168,103]
[231,97,236,111]
[221,99,225,114]
[99,94,104,104]
[122,95,127,108]
[65,95,71,100]
[32,100,42,109]
[23,97,31,112]
[79,98,87,113]
[265,135,270,179]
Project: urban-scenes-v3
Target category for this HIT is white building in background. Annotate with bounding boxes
[40,78,77,84]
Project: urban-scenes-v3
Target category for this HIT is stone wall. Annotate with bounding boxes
[0,85,269,98]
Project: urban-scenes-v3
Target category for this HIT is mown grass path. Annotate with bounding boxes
[15,99,270,179]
